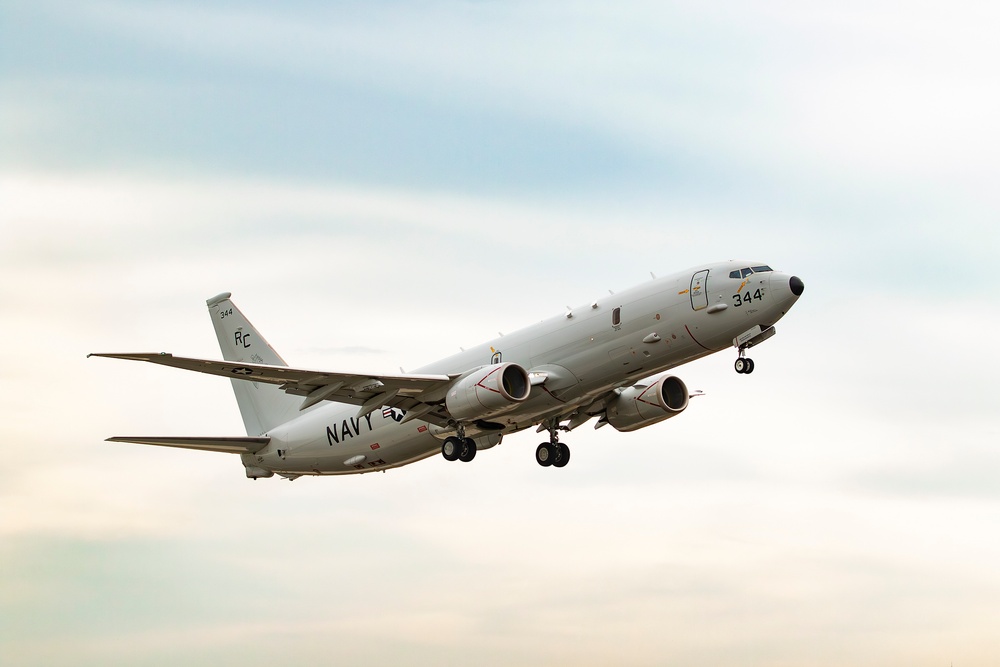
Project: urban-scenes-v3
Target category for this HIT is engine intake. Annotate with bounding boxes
[446,362,531,422]
[605,375,689,432]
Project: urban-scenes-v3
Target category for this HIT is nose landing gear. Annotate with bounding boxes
[733,324,776,374]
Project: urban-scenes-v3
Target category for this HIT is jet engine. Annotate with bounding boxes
[605,375,689,432]
[446,362,531,421]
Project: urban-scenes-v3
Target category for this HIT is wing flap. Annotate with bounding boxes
[107,436,270,454]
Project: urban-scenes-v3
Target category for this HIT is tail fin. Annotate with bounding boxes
[206,292,302,436]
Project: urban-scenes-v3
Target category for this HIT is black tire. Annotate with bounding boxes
[535,443,554,467]
[442,436,461,461]
[458,437,477,462]
[735,358,747,374]
[552,443,571,468]
[745,358,755,374]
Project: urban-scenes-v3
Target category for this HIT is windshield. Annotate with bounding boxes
[731,265,774,279]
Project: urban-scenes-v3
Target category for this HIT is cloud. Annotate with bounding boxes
[849,447,1000,499]
[7,1,998,214]
[60,1,998,178]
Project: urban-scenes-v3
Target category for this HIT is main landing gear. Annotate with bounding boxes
[441,435,477,463]
[535,422,570,468]
[442,422,573,468]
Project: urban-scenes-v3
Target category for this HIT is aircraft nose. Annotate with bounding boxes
[789,275,804,296]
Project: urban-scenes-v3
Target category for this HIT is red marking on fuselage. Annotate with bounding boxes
[685,324,713,351]
[541,385,567,403]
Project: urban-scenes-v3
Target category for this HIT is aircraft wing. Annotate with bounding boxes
[89,352,456,425]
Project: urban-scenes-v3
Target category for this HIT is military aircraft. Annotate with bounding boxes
[91,261,803,479]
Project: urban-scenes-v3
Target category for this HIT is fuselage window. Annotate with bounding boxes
[741,267,753,279]
[729,270,741,279]
[612,307,621,327]
[751,265,773,272]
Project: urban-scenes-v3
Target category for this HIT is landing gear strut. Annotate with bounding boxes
[536,421,570,468]
[441,425,477,463]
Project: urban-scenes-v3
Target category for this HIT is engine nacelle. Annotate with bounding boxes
[605,375,689,432]
[445,362,531,422]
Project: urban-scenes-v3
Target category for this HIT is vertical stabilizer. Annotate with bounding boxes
[206,293,302,436]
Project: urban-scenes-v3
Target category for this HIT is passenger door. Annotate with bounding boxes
[690,269,709,311]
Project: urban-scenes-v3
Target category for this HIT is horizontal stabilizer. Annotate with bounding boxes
[107,436,270,454]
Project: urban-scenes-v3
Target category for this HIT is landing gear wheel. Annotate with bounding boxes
[734,357,748,374]
[552,443,571,468]
[458,437,477,462]
[744,358,755,374]
[441,436,461,461]
[535,443,555,467]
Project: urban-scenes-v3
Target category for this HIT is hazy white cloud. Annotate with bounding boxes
[62,1,1000,186]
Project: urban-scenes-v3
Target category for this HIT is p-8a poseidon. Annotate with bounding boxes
[91,261,804,479]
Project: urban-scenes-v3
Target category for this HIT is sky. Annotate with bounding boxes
[2,1,999,665]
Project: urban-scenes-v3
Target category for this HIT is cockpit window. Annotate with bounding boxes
[732,265,774,279]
